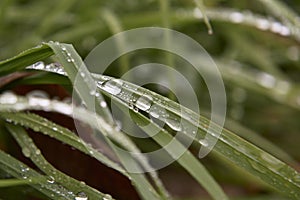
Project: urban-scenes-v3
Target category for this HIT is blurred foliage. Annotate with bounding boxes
[0,0,299,199]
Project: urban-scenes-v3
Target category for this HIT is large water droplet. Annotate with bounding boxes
[0,92,17,104]
[165,118,182,131]
[100,79,122,95]
[75,192,88,200]
[27,90,50,107]
[135,95,152,111]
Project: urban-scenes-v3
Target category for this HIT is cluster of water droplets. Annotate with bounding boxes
[192,8,300,41]
[224,61,300,108]
[25,60,214,147]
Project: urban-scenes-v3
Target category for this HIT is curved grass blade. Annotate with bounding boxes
[93,75,300,199]
[0,94,164,200]
[6,123,112,200]
[0,178,43,187]
[0,44,53,76]
[0,111,125,176]
[25,63,300,198]
[110,95,228,200]
[46,42,170,199]
[0,149,75,199]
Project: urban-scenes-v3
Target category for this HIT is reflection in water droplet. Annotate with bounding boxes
[75,192,88,200]
[100,79,122,95]
[165,118,182,131]
[135,95,152,111]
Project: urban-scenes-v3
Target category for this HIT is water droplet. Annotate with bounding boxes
[0,92,17,104]
[256,18,270,30]
[75,192,88,200]
[230,12,244,23]
[80,72,85,78]
[103,194,112,200]
[257,72,276,88]
[100,79,123,95]
[135,95,152,111]
[294,174,300,183]
[52,101,72,115]
[35,149,41,155]
[165,118,182,131]
[52,127,58,131]
[47,176,55,184]
[27,90,50,107]
[100,101,107,108]
[133,107,139,113]
[260,152,284,170]
[33,126,40,132]
[22,148,31,158]
[199,139,208,147]
[32,61,45,70]
[149,105,160,118]
[114,120,122,131]
[61,47,67,51]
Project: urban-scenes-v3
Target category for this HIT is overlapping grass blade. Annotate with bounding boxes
[5,123,112,200]
[0,149,75,199]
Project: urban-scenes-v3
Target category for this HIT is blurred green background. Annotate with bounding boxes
[0,0,299,199]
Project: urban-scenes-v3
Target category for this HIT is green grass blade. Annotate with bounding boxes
[0,44,53,76]
[46,42,115,126]
[111,95,228,200]
[0,149,75,199]
[0,95,164,200]
[93,75,300,199]
[5,123,111,200]
[24,63,300,198]
[0,111,125,176]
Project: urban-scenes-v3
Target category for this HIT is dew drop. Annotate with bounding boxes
[256,18,270,30]
[0,92,17,104]
[199,139,208,147]
[256,72,276,88]
[80,72,85,78]
[22,148,31,158]
[100,101,107,108]
[229,12,244,23]
[31,61,45,70]
[293,174,300,183]
[35,149,41,155]
[47,176,55,184]
[103,194,112,200]
[75,192,88,200]
[100,79,123,95]
[165,118,182,131]
[135,95,153,111]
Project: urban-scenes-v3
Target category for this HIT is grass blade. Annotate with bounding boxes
[5,123,112,200]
